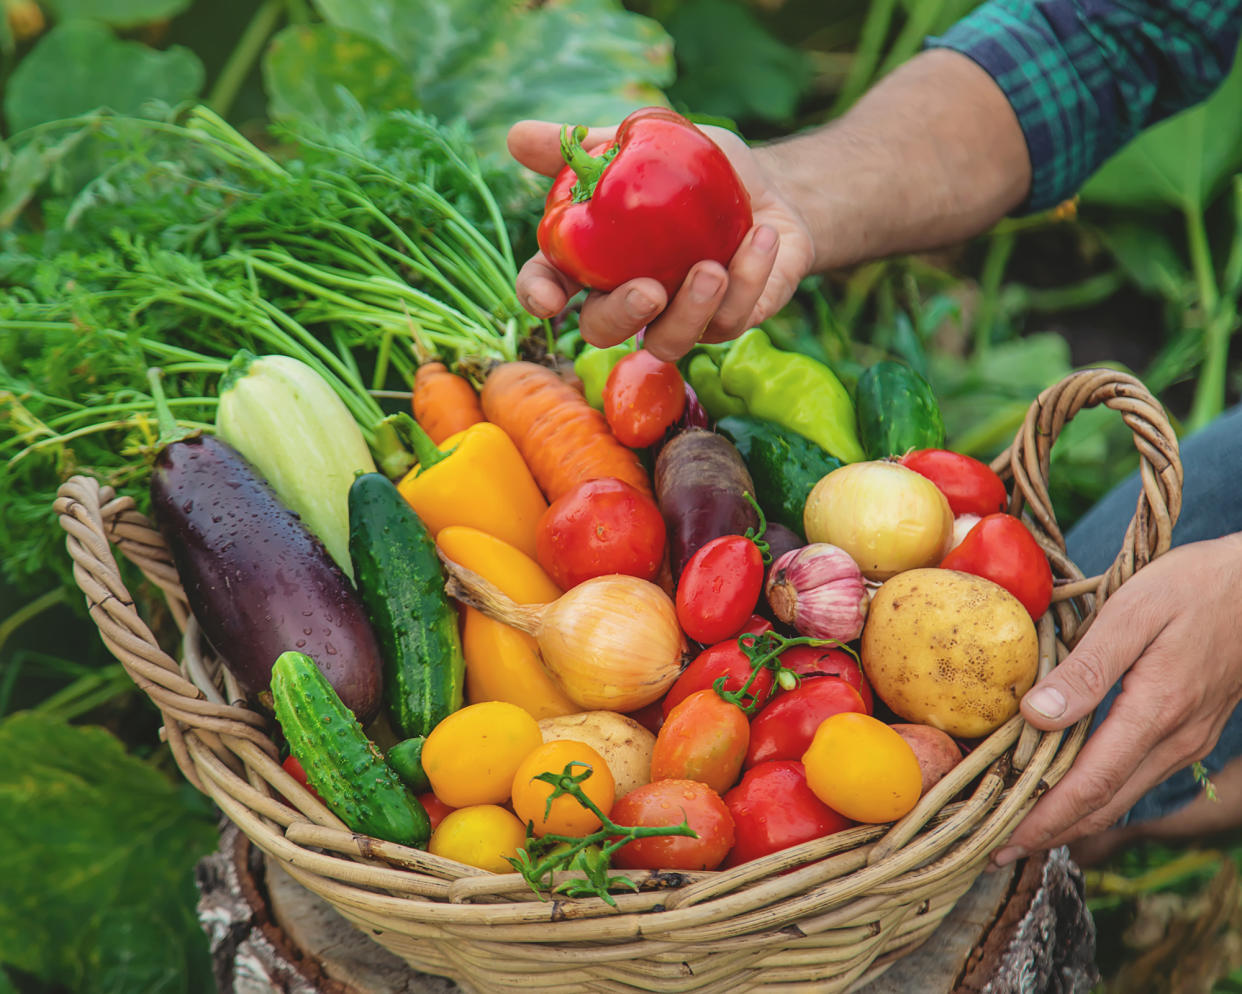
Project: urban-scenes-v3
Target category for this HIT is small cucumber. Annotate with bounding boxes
[271,651,430,847]
[386,737,430,794]
[855,361,947,459]
[348,472,464,740]
[716,415,843,540]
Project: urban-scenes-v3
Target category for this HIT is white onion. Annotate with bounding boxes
[802,462,953,581]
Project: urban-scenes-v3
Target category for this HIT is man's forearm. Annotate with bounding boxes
[754,49,1031,273]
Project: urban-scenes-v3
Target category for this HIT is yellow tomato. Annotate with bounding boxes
[428,805,527,873]
[801,713,922,823]
[511,739,615,838]
[422,701,543,807]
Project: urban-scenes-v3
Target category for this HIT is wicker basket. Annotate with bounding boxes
[55,367,1182,994]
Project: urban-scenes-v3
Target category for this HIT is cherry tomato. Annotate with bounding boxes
[609,779,735,871]
[900,449,1008,517]
[603,349,687,448]
[428,804,527,872]
[421,701,543,807]
[777,646,874,714]
[802,713,922,824]
[417,792,455,832]
[746,675,867,768]
[536,477,666,589]
[938,512,1053,620]
[281,754,323,804]
[650,689,749,795]
[625,698,667,736]
[676,535,764,645]
[661,616,775,718]
[511,740,616,837]
[723,761,853,868]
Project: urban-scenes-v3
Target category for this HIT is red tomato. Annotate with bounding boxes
[610,779,735,871]
[603,349,687,448]
[661,616,775,718]
[536,477,666,589]
[900,449,1008,517]
[625,698,667,736]
[939,513,1053,620]
[281,754,324,804]
[417,792,455,832]
[746,676,867,768]
[723,761,853,867]
[650,689,749,795]
[676,535,764,645]
[777,646,874,714]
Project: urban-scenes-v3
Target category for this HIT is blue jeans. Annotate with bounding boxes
[1065,402,1242,824]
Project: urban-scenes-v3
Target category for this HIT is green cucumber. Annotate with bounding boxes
[855,361,947,459]
[386,737,430,793]
[716,415,843,540]
[271,650,430,847]
[347,472,464,740]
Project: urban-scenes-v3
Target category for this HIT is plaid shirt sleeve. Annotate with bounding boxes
[925,1,1242,212]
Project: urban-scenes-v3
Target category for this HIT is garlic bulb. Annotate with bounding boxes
[948,513,982,552]
[765,544,869,642]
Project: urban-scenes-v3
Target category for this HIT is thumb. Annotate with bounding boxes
[506,120,618,176]
[1019,588,1158,730]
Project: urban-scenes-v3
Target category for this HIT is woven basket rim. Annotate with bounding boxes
[54,365,1183,993]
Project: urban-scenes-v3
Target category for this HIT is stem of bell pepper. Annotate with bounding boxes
[561,125,619,204]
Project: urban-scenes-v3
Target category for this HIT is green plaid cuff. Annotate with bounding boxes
[927,0,1242,212]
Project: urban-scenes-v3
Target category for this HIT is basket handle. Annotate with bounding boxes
[53,476,276,790]
[989,367,1182,640]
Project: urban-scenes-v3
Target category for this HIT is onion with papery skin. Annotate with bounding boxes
[803,462,953,581]
[440,553,686,711]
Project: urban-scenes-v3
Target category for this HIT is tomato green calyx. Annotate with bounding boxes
[714,631,846,714]
[560,124,619,204]
[507,762,696,906]
[741,491,771,564]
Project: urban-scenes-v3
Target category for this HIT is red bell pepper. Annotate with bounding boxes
[537,107,753,298]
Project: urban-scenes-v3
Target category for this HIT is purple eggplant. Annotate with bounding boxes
[654,427,759,580]
[146,371,382,722]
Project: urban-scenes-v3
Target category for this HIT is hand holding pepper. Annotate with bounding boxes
[507,113,814,363]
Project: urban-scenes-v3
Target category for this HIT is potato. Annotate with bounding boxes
[861,569,1038,738]
[890,723,964,795]
[538,711,655,799]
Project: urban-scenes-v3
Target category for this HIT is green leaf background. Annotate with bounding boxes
[43,0,192,28]
[3,20,204,134]
[664,0,811,124]
[1082,41,1242,213]
[0,712,218,994]
[262,0,675,160]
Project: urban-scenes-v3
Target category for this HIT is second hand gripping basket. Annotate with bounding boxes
[56,367,1182,994]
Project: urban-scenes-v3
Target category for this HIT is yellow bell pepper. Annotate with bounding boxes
[397,417,547,560]
[436,526,579,720]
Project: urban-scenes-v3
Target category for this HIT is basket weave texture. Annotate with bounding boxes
[56,367,1181,994]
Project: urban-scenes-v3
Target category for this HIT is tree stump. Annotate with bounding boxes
[196,822,1098,994]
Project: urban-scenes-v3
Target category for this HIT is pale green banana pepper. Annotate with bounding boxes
[718,328,865,463]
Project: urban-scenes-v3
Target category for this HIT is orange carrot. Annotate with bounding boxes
[412,362,485,444]
[480,361,652,502]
